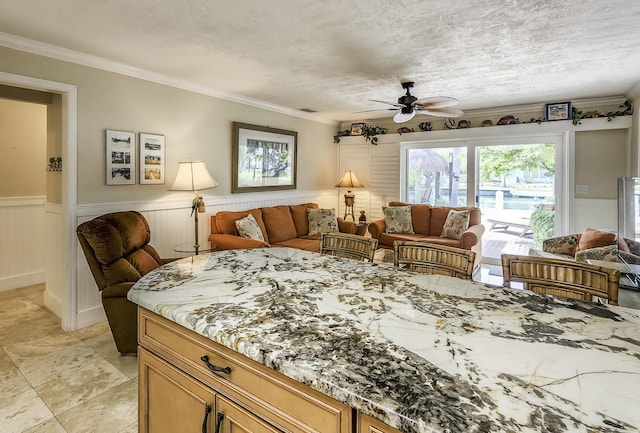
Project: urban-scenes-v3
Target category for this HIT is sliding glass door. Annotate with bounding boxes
[402,135,564,265]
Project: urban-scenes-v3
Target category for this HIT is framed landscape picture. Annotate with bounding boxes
[106,129,135,185]
[139,133,165,184]
[232,122,297,193]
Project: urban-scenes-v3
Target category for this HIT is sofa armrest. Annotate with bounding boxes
[338,218,357,234]
[208,233,269,251]
[368,219,386,240]
[459,224,485,250]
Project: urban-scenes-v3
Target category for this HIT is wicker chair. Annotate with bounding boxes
[320,232,378,262]
[501,254,620,305]
[393,241,476,280]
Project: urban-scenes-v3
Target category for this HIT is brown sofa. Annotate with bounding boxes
[209,203,357,252]
[368,202,484,268]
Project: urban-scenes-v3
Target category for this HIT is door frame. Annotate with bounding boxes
[0,71,78,331]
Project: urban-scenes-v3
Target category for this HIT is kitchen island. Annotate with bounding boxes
[128,247,640,433]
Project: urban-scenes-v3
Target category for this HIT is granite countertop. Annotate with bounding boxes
[128,247,640,433]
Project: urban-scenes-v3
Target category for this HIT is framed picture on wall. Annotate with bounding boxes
[139,133,165,184]
[106,129,136,185]
[545,102,571,121]
[231,122,297,193]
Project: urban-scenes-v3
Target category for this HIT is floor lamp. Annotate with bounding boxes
[170,160,218,255]
[335,170,364,221]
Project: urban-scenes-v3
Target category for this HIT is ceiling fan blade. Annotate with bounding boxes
[413,96,459,109]
[418,107,465,118]
[352,108,398,114]
[369,99,404,108]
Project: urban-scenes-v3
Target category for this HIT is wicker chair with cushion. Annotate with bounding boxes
[76,211,177,354]
[501,254,620,305]
[393,241,476,280]
[320,232,378,262]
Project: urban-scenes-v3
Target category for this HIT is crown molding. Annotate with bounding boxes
[0,32,338,126]
[628,79,640,101]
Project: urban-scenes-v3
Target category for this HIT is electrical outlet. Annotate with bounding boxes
[576,184,589,194]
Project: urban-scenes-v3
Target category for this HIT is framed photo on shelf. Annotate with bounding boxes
[231,122,297,193]
[139,133,165,184]
[545,102,571,122]
[350,122,365,136]
[105,129,135,185]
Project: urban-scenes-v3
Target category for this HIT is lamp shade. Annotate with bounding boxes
[335,170,364,189]
[170,160,218,191]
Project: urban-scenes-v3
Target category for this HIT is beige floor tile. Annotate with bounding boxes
[22,417,68,433]
[71,321,111,342]
[83,332,138,378]
[0,354,32,397]
[32,348,130,414]
[57,380,138,433]
[0,388,54,433]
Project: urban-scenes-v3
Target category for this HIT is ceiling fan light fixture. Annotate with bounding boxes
[393,110,416,123]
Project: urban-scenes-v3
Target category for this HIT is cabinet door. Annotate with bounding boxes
[139,347,217,433]
[216,395,282,433]
[359,413,402,433]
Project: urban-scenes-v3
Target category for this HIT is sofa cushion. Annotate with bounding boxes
[388,201,431,234]
[307,208,339,235]
[273,238,321,252]
[290,203,319,237]
[262,205,297,243]
[383,206,414,234]
[235,214,265,241]
[215,209,267,238]
[575,228,616,252]
[441,209,471,240]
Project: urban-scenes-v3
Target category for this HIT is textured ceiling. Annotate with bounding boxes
[1,0,640,122]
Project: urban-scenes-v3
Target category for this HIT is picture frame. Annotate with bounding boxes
[139,133,165,184]
[106,129,136,185]
[545,102,571,122]
[350,122,365,136]
[232,122,297,193]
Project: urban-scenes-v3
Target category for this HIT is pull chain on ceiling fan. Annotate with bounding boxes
[358,80,464,123]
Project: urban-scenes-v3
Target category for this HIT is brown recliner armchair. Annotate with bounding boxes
[76,211,177,354]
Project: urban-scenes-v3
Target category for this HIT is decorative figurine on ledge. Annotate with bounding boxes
[359,210,367,224]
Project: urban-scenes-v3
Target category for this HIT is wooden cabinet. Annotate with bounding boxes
[359,413,403,433]
[138,307,352,433]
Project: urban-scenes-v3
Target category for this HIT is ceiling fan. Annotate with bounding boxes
[362,79,464,123]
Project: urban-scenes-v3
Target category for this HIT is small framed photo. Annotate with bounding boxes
[139,133,165,184]
[350,122,365,136]
[545,102,571,122]
[106,130,135,185]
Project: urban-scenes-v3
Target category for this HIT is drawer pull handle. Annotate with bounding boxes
[215,412,224,433]
[200,355,232,375]
[202,403,211,433]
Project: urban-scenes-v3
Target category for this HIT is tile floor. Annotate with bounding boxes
[2,269,639,433]
[0,284,138,433]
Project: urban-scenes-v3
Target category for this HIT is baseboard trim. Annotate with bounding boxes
[76,305,107,329]
[0,270,46,292]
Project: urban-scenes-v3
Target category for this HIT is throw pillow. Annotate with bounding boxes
[441,209,470,240]
[235,214,265,241]
[307,208,339,236]
[575,228,616,252]
[383,206,414,234]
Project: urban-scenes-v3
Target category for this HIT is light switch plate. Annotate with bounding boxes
[576,184,589,194]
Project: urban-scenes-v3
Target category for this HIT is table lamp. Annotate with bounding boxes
[170,160,218,254]
[335,170,364,221]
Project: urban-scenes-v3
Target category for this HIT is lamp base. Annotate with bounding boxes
[343,193,355,221]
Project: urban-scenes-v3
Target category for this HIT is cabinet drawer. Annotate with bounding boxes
[139,308,351,433]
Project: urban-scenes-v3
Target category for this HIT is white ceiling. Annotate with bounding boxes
[1,0,640,123]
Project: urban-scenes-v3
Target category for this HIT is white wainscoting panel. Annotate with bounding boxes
[74,190,338,329]
[0,197,46,292]
[44,203,64,318]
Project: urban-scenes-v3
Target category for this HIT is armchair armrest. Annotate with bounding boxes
[575,244,617,262]
[543,234,580,256]
[459,224,485,250]
[208,233,269,251]
[367,219,386,240]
